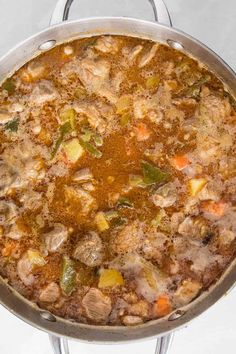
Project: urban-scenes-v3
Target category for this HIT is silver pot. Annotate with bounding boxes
[0,1,235,354]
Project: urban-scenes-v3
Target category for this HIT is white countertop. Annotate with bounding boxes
[0,1,235,353]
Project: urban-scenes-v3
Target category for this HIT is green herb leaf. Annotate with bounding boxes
[51,121,72,158]
[2,79,15,94]
[5,118,19,132]
[111,216,127,227]
[129,174,146,188]
[105,210,119,221]
[80,140,102,158]
[117,197,134,208]
[80,127,93,142]
[60,256,76,295]
[141,160,170,185]
[93,134,103,147]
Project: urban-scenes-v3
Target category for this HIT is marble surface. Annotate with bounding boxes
[0,0,235,353]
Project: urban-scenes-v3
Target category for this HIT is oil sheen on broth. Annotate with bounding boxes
[0,35,235,326]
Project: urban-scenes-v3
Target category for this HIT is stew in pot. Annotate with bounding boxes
[0,35,235,326]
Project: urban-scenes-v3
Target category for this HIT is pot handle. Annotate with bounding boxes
[49,332,174,354]
[50,0,172,26]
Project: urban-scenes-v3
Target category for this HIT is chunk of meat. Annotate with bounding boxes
[139,44,159,68]
[77,58,117,103]
[173,279,202,306]
[173,236,221,272]
[82,288,111,322]
[73,232,104,267]
[7,223,26,240]
[178,216,209,239]
[44,224,68,252]
[0,201,18,225]
[111,222,144,254]
[27,61,46,80]
[142,231,168,263]
[30,80,58,105]
[198,94,231,123]
[64,186,97,215]
[0,161,16,196]
[122,315,143,326]
[94,36,120,53]
[170,212,185,233]
[39,282,60,303]
[198,181,221,201]
[133,97,160,120]
[151,182,177,208]
[218,228,235,246]
[17,254,34,286]
[0,109,13,124]
[122,45,143,64]
[73,168,93,183]
[74,103,106,132]
[128,300,149,318]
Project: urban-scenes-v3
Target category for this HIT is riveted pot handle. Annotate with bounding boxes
[50,0,172,26]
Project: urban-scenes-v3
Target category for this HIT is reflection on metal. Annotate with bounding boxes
[155,333,174,354]
[49,335,70,354]
[167,39,184,50]
[168,309,186,321]
[38,40,57,51]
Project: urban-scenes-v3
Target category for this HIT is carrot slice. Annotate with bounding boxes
[170,155,190,170]
[201,200,227,217]
[135,122,151,141]
[155,294,172,317]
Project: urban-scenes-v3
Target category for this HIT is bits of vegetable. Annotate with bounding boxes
[117,197,134,208]
[60,108,76,129]
[51,121,73,158]
[95,211,110,232]
[4,118,19,132]
[188,178,207,197]
[98,269,124,288]
[27,250,46,266]
[120,112,131,126]
[80,140,102,158]
[93,134,103,147]
[170,155,190,171]
[63,138,84,163]
[129,175,146,188]
[105,210,119,221]
[74,85,87,99]
[151,209,166,227]
[155,295,172,317]
[116,95,132,114]
[60,256,76,295]
[146,76,160,89]
[2,78,15,94]
[80,127,93,142]
[141,160,170,185]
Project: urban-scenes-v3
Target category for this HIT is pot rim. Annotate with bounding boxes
[0,16,235,343]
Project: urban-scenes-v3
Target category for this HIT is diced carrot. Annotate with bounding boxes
[201,200,227,217]
[155,294,172,317]
[135,122,151,142]
[170,155,190,170]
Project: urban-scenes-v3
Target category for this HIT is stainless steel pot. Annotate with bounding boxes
[0,1,235,354]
